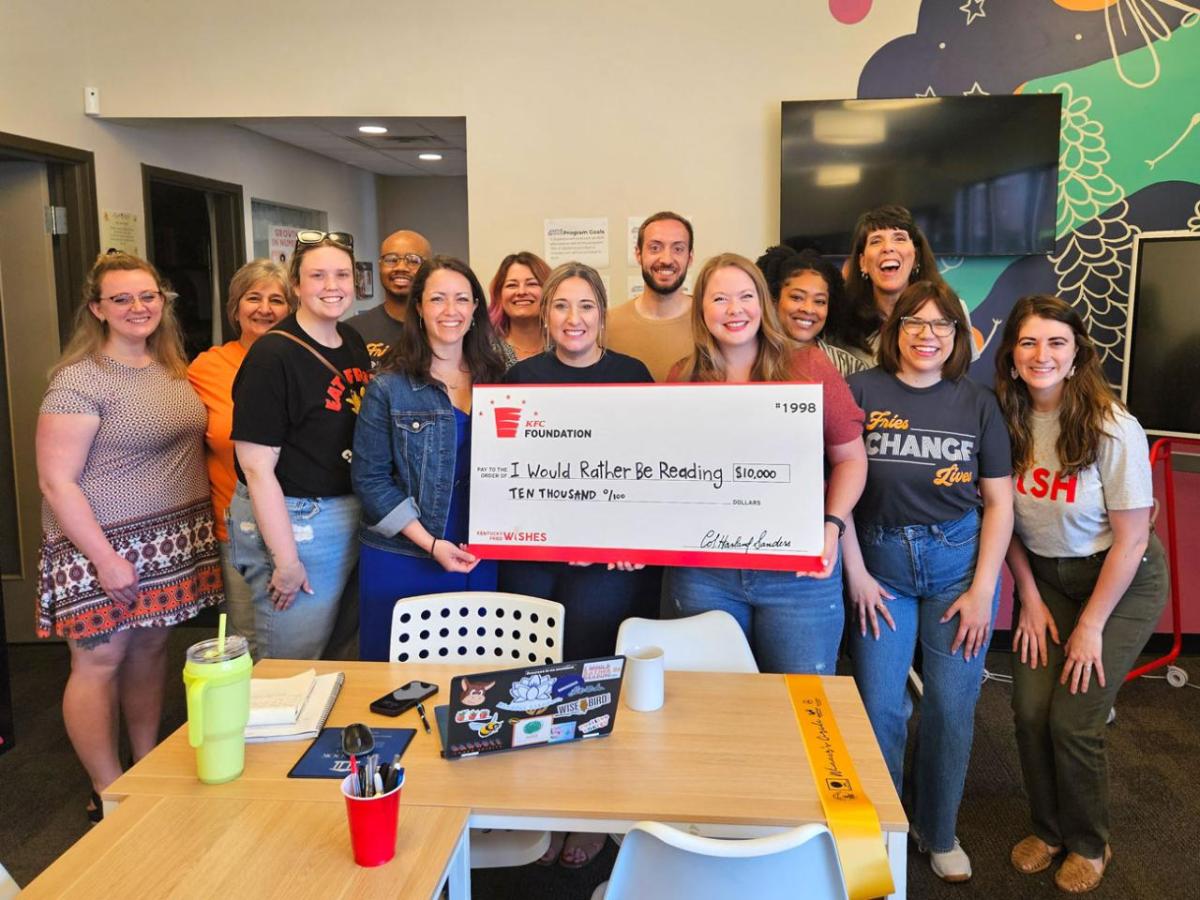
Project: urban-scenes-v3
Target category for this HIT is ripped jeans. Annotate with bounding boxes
[227,483,361,661]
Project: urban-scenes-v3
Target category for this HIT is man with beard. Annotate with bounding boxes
[346,229,432,368]
[607,211,695,381]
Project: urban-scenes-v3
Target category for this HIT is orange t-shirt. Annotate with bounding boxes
[187,340,248,541]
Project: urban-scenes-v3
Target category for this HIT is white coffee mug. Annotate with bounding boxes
[624,645,665,712]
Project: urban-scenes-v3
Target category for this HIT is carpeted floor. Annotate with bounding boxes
[1,628,1196,899]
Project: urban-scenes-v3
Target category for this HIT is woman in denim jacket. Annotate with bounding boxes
[351,257,506,661]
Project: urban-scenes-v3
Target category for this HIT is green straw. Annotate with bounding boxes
[217,612,227,655]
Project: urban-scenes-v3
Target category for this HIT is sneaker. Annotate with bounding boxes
[929,839,972,883]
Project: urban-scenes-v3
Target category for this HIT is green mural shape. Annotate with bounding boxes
[943,20,1200,313]
[1025,19,1200,233]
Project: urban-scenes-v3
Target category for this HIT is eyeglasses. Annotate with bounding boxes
[379,253,425,269]
[900,316,956,337]
[99,290,175,307]
[294,230,355,252]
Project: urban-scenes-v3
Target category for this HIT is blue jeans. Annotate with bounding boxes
[662,559,844,674]
[228,484,361,661]
[847,509,998,853]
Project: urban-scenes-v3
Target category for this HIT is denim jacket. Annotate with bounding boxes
[351,371,458,556]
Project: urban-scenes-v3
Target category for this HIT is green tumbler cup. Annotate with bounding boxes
[183,635,252,784]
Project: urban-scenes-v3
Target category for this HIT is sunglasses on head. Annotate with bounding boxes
[294,230,355,252]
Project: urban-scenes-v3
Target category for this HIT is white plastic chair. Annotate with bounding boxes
[389,591,564,869]
[0,861,19,899]
[591,821,848,900]
[388,591,564,667]
[615,610,758,673]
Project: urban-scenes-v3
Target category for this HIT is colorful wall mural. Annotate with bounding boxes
[841,0,1200,383]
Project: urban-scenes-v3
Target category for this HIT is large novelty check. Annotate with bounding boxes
[468,383,825,571]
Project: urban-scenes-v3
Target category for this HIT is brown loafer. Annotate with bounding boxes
[1054,846,1112,894]
[1011,835,1062,874]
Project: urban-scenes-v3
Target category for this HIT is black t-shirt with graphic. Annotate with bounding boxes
[847,367,1011,526]
[232,314,371,497]
[503,350,652,385]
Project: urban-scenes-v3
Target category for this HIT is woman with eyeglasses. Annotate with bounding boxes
[352,256,506,662]
[36,252,223,822]
[229,231,371,660]
[994,296,1166,894]
[662,253,867,676]
[755,246,867,378]
[488,251,551,367]
[842,280,1013,883]
[188,259,295,660]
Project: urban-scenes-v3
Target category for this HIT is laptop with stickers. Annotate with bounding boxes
[433,656,626,759]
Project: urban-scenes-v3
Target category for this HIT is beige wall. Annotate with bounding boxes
[0,0,919,300]
[376,176,469,263]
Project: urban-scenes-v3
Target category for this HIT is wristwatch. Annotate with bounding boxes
[823,514,846,538]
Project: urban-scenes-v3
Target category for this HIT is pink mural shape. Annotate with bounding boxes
[829,0,872,25]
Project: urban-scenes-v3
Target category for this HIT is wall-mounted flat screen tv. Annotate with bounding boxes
[780,96,1061,256]
[1121,230,1200,439]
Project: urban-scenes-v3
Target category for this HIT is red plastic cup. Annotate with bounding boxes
[341,772,405,867]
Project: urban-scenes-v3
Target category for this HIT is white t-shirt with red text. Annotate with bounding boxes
[1013,404,1153,558]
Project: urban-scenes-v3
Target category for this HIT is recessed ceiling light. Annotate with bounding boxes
[358,125,387,135]
[418,152,443,161]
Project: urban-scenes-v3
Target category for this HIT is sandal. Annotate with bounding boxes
[1054,845,1112,894]
[1011,835,1063,874]
[536,831,566,866]
[559,832,607,869]
[87,790,104,825]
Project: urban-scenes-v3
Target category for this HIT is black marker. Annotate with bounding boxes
[416,702,432,734]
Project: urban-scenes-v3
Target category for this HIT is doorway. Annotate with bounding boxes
[142,165,245,357]
[0,135,98,646]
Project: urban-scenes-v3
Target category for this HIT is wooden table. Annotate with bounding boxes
[101,661,908,899]
[21,795,468,900]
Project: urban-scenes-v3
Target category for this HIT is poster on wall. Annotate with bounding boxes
[269,225,300,267]
[100,210,141,257]
[544,217,609,268]
[626,215,644,267]
[355,261,374,300]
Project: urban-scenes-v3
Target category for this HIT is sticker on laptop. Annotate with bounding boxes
[495,673,563,712]
[468,712,504,738]
[459,677,495,707]
[455,707,494,723]
[581,659,624,682]
[554,673,611,698]
[548,721,577,744]
[451,738,503,755]
[554,693,611,718]
[511,715,554,747]
[578,714,610,734]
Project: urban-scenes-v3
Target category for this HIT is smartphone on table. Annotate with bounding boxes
[369,680,438,717]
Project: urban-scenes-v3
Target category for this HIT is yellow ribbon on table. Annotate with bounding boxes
[785,674,895,900]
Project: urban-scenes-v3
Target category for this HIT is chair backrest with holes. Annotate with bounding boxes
[602,821,848,900]
[389,592,565,666]
[615,610,758,673]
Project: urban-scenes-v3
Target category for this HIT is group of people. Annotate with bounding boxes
[35,206,1166,891]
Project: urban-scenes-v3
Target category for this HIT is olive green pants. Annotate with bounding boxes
[1011,535,1167,858]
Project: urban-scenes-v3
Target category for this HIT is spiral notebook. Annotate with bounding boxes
[244,672,344,743]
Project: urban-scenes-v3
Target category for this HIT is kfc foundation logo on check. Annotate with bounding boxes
[481,395,593,440]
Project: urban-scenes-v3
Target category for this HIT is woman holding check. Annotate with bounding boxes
[352,256,506,662]
[995,295,1166,893]
[499,260,657,870]
[663,252,867,675]
[843,280,1013,883]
